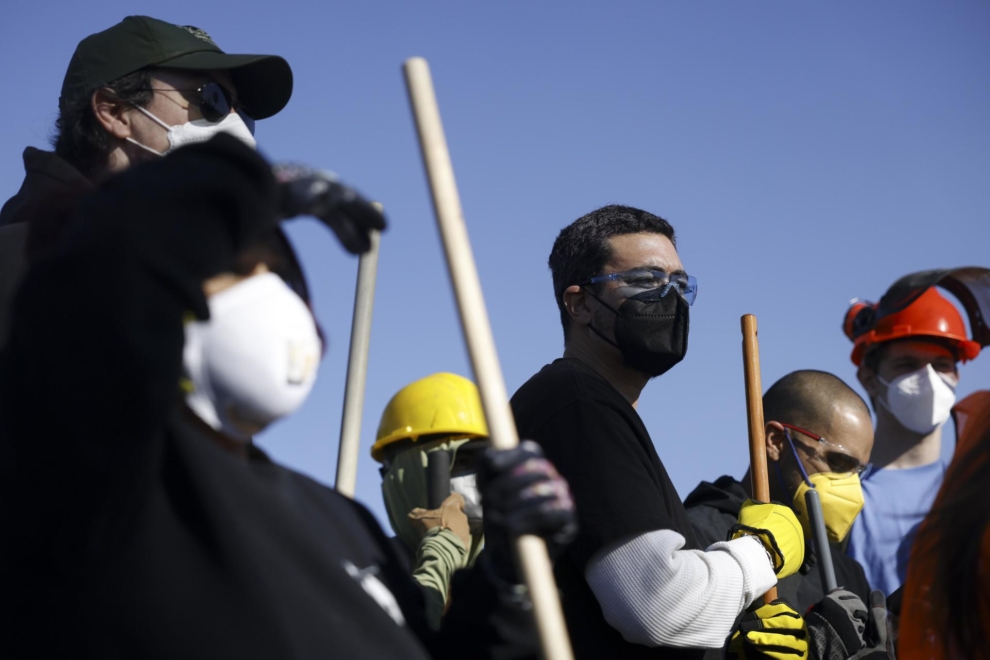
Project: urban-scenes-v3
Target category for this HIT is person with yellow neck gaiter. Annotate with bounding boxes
[372,373,489,629]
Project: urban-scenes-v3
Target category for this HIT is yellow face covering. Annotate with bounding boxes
[791,471,864,543]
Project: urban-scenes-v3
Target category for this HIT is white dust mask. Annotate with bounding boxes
[127,104,256,156]
[877,364,957,435]
[450,473,484,533]
[183,272,321,441]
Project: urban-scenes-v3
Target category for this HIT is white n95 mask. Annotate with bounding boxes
[127,104,256,156]
[183,272,322,441]
[878,364,957,435]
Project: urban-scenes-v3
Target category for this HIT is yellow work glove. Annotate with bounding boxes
[730,500,805,579]
[727,600,809,660]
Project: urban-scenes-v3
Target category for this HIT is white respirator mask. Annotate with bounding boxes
[127,104,256,156]
[183,272,322,441]
[450,473,484,533]
[877,364,957,435]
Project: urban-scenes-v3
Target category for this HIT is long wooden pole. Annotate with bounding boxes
[335,225,382,498]
[741,314,778,604]
[403,56,574,660]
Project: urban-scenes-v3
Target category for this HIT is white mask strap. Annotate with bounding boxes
[132,103,173,131]
[124,104,172,157]
[125,137,165,157]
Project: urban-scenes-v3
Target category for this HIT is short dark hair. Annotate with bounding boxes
[52,69,154,179]
[763,370,870,431]
[548,205,676,339]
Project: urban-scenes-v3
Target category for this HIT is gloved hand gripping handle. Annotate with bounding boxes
[273,163,386,255]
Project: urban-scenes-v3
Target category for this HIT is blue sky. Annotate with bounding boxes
[3,1,988,531]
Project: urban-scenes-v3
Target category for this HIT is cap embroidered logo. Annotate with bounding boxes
[180,25,218,47]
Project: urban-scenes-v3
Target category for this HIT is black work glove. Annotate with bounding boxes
[477,441,577,583]
[273,163,386,254]
[805,589,894,660]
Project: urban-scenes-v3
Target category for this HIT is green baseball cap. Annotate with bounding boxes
[60,15,292,120]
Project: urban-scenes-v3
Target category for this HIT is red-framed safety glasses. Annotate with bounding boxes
[779,423,871,477]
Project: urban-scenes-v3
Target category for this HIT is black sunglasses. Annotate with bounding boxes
[134,82,255,134]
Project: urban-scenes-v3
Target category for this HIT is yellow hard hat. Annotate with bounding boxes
[371,372,489,462]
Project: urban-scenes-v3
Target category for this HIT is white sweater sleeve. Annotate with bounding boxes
[584,529,777,648]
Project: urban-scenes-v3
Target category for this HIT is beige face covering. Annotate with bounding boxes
[381,437,485,563]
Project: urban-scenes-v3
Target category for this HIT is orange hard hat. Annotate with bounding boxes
[843,287,981,367]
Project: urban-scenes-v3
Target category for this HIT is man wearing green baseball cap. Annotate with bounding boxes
[0,15,293,348]
[0,16,580,660]
[54,15,292,172]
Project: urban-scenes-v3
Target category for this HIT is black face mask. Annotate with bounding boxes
[586,286,690,377]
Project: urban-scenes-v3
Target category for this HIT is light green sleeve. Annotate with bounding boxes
[411,527,470,630]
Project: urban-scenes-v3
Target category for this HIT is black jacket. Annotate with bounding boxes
[684,476,872,613]
[0,136,534,659]
[0,147,92,349]
[0,146,93,231]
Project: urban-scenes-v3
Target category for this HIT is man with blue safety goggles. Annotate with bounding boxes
[511,204,809,660]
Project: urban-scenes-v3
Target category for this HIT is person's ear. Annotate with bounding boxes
[765,421,786,463]
[562,285,593,326]
[857,364,879,399]
[92,88,135,140]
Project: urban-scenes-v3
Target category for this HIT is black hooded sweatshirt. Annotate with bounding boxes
[684,475,871,613]
[0,147,92,348]
[0,136,535,660]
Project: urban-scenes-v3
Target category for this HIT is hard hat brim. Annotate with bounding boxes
[853,332,981,367]
[370,429,487,463]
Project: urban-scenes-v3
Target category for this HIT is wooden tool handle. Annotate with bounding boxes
[335,224,382,498]
[741,314,777,603]
[403,57,574,660]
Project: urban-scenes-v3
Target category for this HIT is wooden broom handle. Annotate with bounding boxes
[741,314,777,604]
[403,56,574,660]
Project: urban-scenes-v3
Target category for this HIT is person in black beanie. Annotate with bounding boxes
[0,17,576,660]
